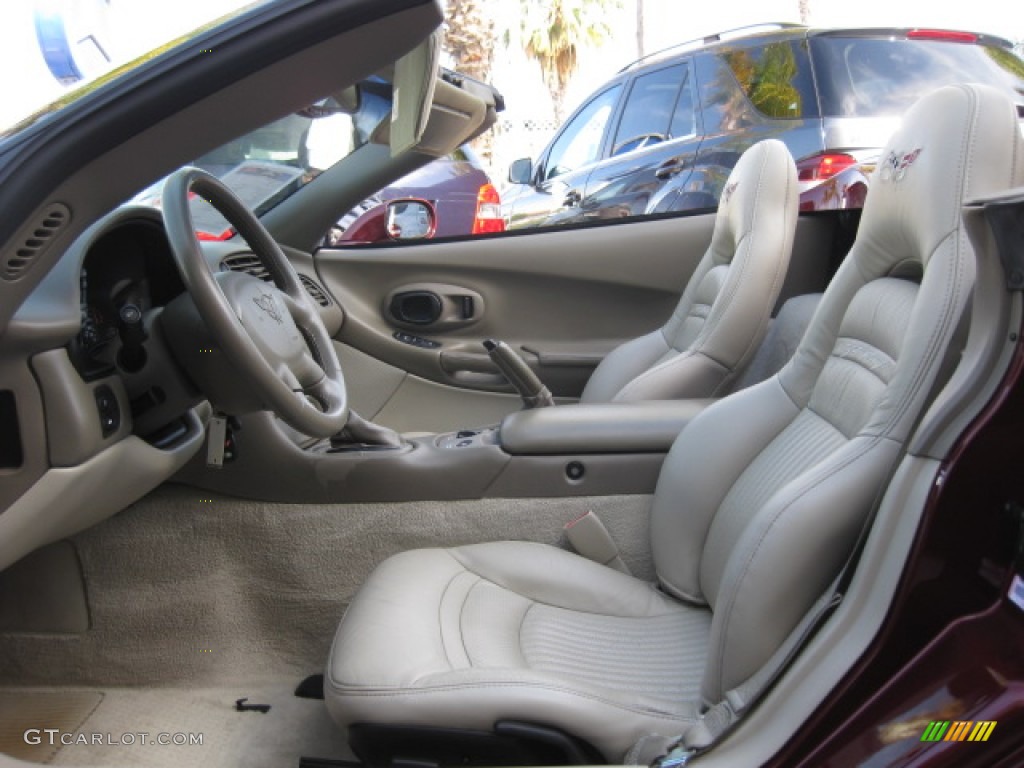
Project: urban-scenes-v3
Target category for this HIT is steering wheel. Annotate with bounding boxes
[162,167,348,438]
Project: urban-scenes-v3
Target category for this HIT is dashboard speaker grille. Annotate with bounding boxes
[2,203,71,281]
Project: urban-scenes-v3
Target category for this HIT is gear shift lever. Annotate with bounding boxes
[484,339,554,409]
[329,410,404,451]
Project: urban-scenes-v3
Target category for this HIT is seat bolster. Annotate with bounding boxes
[609,350,728,402]
[651,377,800,602]
[449,541,676,618]
[701,436,899,702]
[328,548,469,691]
[694,140,798,375]
[580,330,672,403]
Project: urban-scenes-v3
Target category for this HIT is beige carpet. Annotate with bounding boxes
[0,484,653,689]
[0,690,103,763]
[0,684,351,768]
[0,485,654,766]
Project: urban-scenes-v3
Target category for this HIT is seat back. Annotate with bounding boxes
[580,139,798,403]
[649,84,1024,703]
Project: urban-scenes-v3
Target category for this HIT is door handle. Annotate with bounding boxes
[389,291,442,325]
[655,162,685,180]
[563,190,582,207]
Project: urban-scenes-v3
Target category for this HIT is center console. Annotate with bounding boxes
[174,395,715,503]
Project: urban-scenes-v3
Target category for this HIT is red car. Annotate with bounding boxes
[329,145,503,245]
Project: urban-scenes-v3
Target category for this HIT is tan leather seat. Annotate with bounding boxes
[580,138,798,403]
[325,85,1024,761]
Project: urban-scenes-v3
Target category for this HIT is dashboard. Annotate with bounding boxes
[71,218,185,381]
[0,202,343,571]
[0,208,208,571]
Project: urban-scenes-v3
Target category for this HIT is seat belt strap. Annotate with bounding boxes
[650,446,908,767]
[564,511,631,575]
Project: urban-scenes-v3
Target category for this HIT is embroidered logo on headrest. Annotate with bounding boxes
[722,181,739,203]
[880,148,923,183]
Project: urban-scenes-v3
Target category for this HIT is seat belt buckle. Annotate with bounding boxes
[652,744,696,768]
[564,511,631,575]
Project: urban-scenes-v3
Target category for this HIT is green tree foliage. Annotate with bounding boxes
[986,45,1024,80]
[724,43,802,119]
[518,0,621,121]
[443,0,497,164]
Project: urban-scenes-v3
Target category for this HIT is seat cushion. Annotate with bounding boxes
[325,541,709,759]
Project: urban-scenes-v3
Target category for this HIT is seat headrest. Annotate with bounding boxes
[711,138,796,263]
[857,83,1023,276]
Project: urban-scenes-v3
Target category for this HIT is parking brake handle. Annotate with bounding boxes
[484,339,554,409]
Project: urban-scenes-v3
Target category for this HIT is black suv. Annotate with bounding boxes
[502,23,1024,228]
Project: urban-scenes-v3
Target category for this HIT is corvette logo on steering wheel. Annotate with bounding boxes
[253,292,283,324]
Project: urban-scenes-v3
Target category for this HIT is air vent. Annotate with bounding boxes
[220,253,270,281]
[221,255,331,307]
[2,203,71,281]
[300,275,331,307]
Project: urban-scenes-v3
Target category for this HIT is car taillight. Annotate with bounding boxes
[796,153,857,182]
[197,228,234,241]
[472,183,505,235]
[906,29,978,43]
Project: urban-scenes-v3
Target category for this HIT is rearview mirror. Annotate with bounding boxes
[508,157,533,185]
[386,199,436,241]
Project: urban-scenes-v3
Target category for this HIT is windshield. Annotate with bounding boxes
[1,0,272,137]
[811,37,1024,117]
[133,84,392,239]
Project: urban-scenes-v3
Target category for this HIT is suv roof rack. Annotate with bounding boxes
[618,22,806,73]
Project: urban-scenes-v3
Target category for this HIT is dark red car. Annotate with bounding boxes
[329,145,503,245]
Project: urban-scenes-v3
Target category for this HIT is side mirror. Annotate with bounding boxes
[386,199,436,241]
[508,157,533,185]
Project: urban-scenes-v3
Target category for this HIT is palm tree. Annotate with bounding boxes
[518,0,619,122]
[798,0,811,25]
[636,0,645,59]
[443,0,495,84]
[442,0,496,165]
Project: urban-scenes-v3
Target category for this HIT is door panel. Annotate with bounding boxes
[334,340,525,432]
[315,214,717,430]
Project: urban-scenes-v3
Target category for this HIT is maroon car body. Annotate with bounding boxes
[769,285,1024,767]
[335,145,503,245]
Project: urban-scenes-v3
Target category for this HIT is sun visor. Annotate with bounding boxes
[389,31,440,156]
[372,78,491,158]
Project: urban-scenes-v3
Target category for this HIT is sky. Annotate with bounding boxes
[2,0,1022,132]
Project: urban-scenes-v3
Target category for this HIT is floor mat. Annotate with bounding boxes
[0,684,353,768]
[0,689,103,763]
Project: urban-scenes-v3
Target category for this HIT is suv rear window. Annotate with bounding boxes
[810,37,1024,118]
[722,40,818,119]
